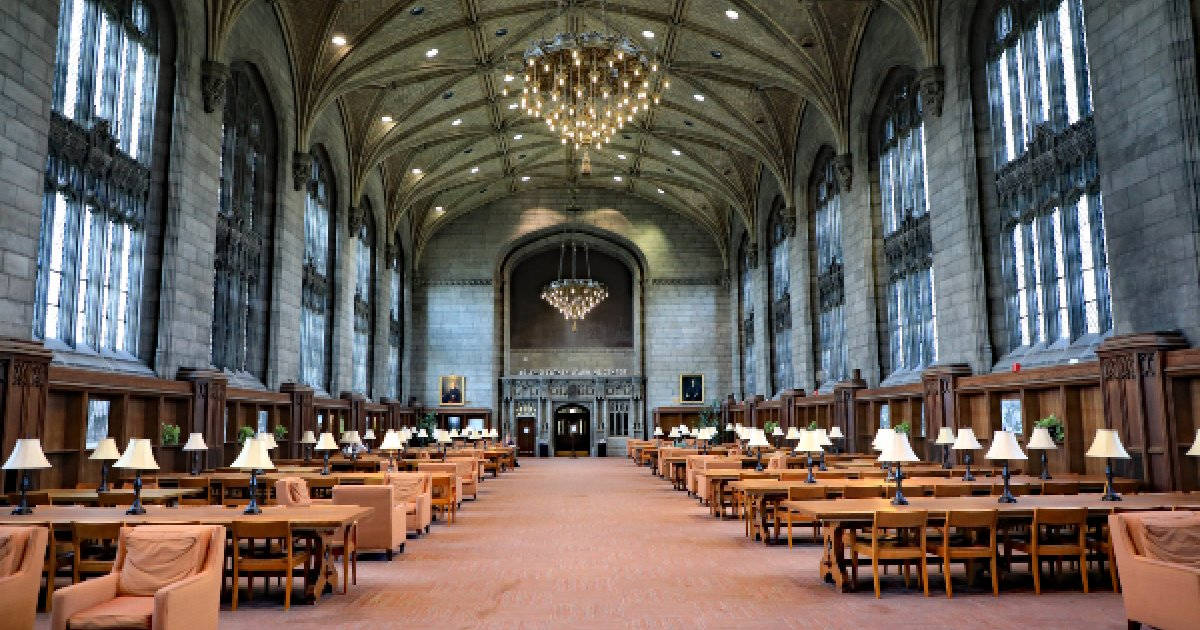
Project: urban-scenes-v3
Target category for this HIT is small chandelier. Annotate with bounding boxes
[521,30,666,152]
[541,234,608,332]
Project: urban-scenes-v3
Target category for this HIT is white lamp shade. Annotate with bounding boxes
[984,430,1027,461]
[3,438,52,470]
[772,426,784,437]
[872,428,895,451]
[1185,429,1200,457]
[746,430,770,448]
[256,432,278,450]
[801,430,826,454]
[449,429,461,438]
[785,426,801,441]
[89,438,121,460]
[182,433,208,451]
[113,439,159,470]
[951,428,982,451]
[828,426,844,439]
[1086,429,1131,459]
[653,427,663,436]
[668,427,681,438]
[1027,426,1058,450]
[417,428,429,438]
[341,430,362,445]
[489,429,498,438]
[399,429,412,441]
[362,428,377,441]
[437,431,452,444]
[299,430,317,444]
[877,431,919,463]
[230,438,274,470]
[934,427,956,445]
[725,423,734,430]
[314,432,339,451]
[815,428,833,447]
[378,431,404,451]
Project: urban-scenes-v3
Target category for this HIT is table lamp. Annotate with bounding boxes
[113,438,158,515]
[437,429,452,459]
[299,430,317,463]
[3,438,52,515]
[230,437,274,514]
[796,430,823,483]
[872,428,896,478]
[378,429,404,472]
[785,426,801,445]
[747,428,770,471]
[362,427,377,453]
[695,427,710,454]
[314,431,339,475]
[984,430,1026,503]
[814,428,833,470]
[828,425,844,453]
[256,431,278,455]
[878,431,920,505]
[934,427,956,469]
[1026,426,1057,480]
[89,437,120,491]
[653,426,664,439]
[951,428,982,481]
[181,432,207,476]
[1187,428,1200,457]
[341,430,362,461]
[771,425,785,447]
[1086,428,1130,501]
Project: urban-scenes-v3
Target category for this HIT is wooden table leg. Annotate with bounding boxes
[818,523,852,592]
[304,526,339,602]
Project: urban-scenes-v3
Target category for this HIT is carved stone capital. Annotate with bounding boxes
[347,204,367,236]
[918,65,945,118]
[745,242,759,269]
[833,153,853,191]
[781,207,796,238]
[201,59,229,114]
[292,151,312,191]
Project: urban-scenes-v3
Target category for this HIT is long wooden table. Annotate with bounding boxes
[43,487,205,506]
[0,504,372,602]
[781,492,1200,592]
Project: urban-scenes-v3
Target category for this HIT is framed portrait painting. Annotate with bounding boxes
[440,375,465,406]
[679,373,704,404]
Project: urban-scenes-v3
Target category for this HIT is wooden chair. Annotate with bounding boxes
[784,485,826,547]
[842,485,884,499]
[307,477,337,499]
[1007,507,1089,594]
[927,509,999,597]
[858,470,887,479]
[41,523,74,613]
[178,476,212,506]
[813,470,852,479]
[990,483,1025,498]
[229,521,312,610]
[932,484,971,497]
[96,492,133,507]
[849,510,930,598]
[73,482,97,490]
[221,478,253,507]
[885,484,925,499]
[1112,479,1138,495]
[70,522,120,584]
[1041,481,1080,495]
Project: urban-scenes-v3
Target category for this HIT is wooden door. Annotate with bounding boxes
[516,417,536,457]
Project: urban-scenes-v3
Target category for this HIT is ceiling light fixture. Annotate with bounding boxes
[425,48,439,58]
[508,102,519,109]
[671,148,681,156]
[470,167,479,174]
[504,74,514,82]
[617,154,626,160]
[725,9,739,20]
[513,134,523,140]
[657,188,665,194]
[411,168,423,175]
[434,205,444,213]
[613,175,623,182]
[542,203,607,331]
[521,176,530,181]
[642,30,655,39]
[380,115,392,123]
[331,35,347,46]
[693,93,705,101]
[451,118,462,126]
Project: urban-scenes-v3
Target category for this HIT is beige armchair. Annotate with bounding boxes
[446,457,480,499]
[1110,511,1200,630]
[0,525,48,630]
[418,462,464,507]
[51,525,224,630]
[332,484,407,559]
[385,472,433,535]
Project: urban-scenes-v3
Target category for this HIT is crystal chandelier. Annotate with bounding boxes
[521,30,666,154]
[541,236,608,332]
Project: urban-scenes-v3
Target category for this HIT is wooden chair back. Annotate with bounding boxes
[97,492,133,507]
[885,484,925,499]
[177,476,211,506]
[842,485,883,499]
[1041,481,1079,495]
[307,477,337,499]
[787,485,827,501]
[933,484,971,497]
[221,478,252,506]
[71,521,121,583]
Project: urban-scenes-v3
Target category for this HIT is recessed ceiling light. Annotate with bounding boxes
[410,6,424,15]
[693,93,705,102]
[613,175,623,182]
[617,154,627,160]
[521,176,530,181]
[725,9,739,20]
[411,168,423,175]
[470,167,479,174]
[710,50,723,59]
[513,134,523,140]
[380,115,392,123]
[657,188,665,194]
[331,35,347,46]
[495,28,508,37]
[508,102,519,109]
[425,48,439,58]
[451,118,462,126]
[642,30,655,39]
[671,148,681,156]
[434,205,444,212]
[504,74,514,82]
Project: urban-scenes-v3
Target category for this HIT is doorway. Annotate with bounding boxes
[553,404,590,457]
[516,417,536,457]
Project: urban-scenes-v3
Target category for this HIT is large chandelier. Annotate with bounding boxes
[521,30,666,152]
[541,237,608,331]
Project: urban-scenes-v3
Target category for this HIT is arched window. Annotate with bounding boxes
[767,199,792,394]
[877,73,938,377]
[738,236,757,397]
[211,65,275,380]
[35,0,163,356]
[986,0,1110,352]
[387,237,403,399]
[301,151,335,392]
[812,150,847,389]
[351,200,375,396]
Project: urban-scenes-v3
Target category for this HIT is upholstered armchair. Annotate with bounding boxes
[332,485,407,559]
[1110,511,1200,630]
[51,524,225,630]
[446,457,480,499]
[0,525,49,630]
[385,472,433,535]
[417,462,464,506]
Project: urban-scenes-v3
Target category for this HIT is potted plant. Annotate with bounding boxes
[1035,414,1065,443]
[236,426,255,445]
[160,423,181,446]
[418,412,437,446]
[273,424,288,442]
[893,421,912,435]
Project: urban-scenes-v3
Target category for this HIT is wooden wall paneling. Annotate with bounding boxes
[283,383,315,460]
[1078,385,1105,476]
[833,370,866,452]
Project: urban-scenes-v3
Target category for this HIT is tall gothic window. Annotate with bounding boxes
[878,74,938,377]
[351,200,375,396]
[211,66,275,380]
[812,151,847,389]
[986,0,1110,351]
[738,236,757,396]
[301,151,335,392]
[35,0,161,355]
[387,238,404,399]
[767,199,792,394]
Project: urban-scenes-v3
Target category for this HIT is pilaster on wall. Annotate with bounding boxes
[0,339,53,455]
[920,363,973,462]
[177,367,227,474]
[833,369,867,452]
[340,391,366,435]
[1097,331,1189,491]
[281,382,314,460]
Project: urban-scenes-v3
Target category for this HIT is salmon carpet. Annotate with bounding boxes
[37,457,1128,629]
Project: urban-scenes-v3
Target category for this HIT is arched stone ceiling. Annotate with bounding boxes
[204,1,941,255]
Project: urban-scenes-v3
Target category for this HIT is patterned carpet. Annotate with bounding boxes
[38,458,1128,629]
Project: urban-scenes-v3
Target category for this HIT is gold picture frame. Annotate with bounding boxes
[679,373,704,404]
[440,375,465,406]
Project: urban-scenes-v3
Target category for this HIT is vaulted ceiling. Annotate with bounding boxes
[204,0,940,255]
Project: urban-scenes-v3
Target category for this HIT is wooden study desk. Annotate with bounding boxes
[41,487,205,506]
[780,492,1200,592]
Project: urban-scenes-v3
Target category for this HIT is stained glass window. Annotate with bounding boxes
[301,153,335,391]
[812,151,847,389]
